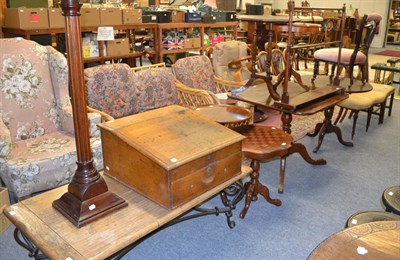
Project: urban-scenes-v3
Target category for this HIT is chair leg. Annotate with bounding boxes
[378,101,386,124]
[330,64,336,80]
[339,108,350,123]
[360,64,366,85]
[388,92,394,117]
[348,65,354,86]
[334,107,345,125]
[312,60,319,81]
[366,107,373,132]
[351,110,359,139]
[278,156,287,194]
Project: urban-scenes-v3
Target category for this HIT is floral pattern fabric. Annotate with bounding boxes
[85,64,178,119]
[172,55,218,93]
[0,38,103,200]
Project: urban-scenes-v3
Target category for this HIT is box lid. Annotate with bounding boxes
[98,105,244,170]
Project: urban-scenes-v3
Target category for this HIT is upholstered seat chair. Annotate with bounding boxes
[211,40,252,83]
[312,13,382,86]
[84,63,178,121]
[0,38,103,201]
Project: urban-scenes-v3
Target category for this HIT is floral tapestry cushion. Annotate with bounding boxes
[0,131,104,199]
[85,63,141,119]
[172,56,218,93]
[133,67,178,112]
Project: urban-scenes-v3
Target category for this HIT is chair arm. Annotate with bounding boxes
[227,55,253,69]
[87,106,115,123]
[0,117,12,159]
[174,79,220,107]
[214,76,246,92]
[60,106,75,135]
[62,106,105,138]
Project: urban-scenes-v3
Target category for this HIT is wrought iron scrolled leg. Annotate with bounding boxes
[108,181,246,259]
[222,180,245,206]
[220,180,245,228]
[14,228,47,260]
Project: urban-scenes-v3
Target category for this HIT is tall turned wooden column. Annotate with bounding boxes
[52,0,127,228]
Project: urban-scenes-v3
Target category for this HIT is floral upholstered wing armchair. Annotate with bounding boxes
[0,38,103,201]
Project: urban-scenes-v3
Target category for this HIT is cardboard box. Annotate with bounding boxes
[80,8,100,27]
[106,38,131,56]
[171,11,185,23]
[185,12,201,23]
[0,188,11,234]
[100,8,123,26]
[4,7,49,29]
[184,37,201,48]
[48,8,64,28]
[98,105,243,208]
[8,0,49,8]
[225,11,237,21]
[212,11,226,22]
[145,11,171,23]
[142,14,154,23]
[82,33,100,58]
[246,4,264,15]
[122,8,142,24]
[137,0,149,8]
[211,35,225,46]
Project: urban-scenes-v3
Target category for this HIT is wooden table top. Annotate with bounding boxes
[4,167,251,260]
[194,104,252,127]
[308,221,400,259]
[229,75,349,115]
[237,14,300,23]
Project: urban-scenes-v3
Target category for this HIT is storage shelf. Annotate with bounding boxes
[2,22,237,65]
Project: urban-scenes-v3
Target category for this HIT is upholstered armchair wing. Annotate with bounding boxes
[0,38,102,201]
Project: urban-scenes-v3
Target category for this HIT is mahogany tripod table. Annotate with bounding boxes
[233,125,325,218]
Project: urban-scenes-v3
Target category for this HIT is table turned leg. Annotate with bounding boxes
[278,157,287,194]
[240,159,281,219]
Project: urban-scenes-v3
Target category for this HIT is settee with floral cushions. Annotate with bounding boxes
[0,38,103,201]
[84,62,179,121]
